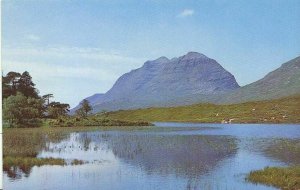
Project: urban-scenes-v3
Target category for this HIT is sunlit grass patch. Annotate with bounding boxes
[247,166,300,190]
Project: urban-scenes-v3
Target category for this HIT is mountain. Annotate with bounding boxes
[220,56,300,103]
[72,52,240,113]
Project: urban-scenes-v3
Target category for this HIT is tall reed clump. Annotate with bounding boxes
[3,127,86,178]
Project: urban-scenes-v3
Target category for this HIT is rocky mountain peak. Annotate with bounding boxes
[72,52,241,113]
[155,56,169,63]
[142,56,169,68]
[181,52,209,60]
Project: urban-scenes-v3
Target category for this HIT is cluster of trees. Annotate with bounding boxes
[75,99,92,118]
[3,71,39,99]
[2,71,74,127]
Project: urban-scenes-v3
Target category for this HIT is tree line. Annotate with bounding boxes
[2,71,92,127]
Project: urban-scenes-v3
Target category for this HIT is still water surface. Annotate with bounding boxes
[4,123,300,190]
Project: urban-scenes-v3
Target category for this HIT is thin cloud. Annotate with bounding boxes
[2,46,145,81]
[178,9,194,18]
[25,34,40,41]
[2,46,146,107]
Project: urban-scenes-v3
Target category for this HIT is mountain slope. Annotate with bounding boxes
[104,94,300,123]
[70,93,105,114]
[220,56,300,103]
[72,52,240,113]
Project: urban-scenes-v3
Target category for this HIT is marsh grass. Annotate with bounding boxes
[3,156,65,170]
[71,159,85,165]
[3,126,152,157]
[3,127,136,178]
[3,156,66,179]
[3,125,153,157]
[247,166,300,190]
[3,127,70,157]
[246,139,300,190]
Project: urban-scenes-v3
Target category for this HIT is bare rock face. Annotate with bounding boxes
[72,52,240,113]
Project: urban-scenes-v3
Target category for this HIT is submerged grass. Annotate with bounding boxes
[265,139,300,165]
[247,166,300,190]
[105,95,300,123]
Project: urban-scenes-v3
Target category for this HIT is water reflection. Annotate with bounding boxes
[107,134,237,178]
[4,124,300,190]
[5,131,238,181]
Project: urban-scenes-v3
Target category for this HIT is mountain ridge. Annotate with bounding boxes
[71,53,300,114]
[72,52,240,113]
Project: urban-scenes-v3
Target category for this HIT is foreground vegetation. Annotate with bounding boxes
[246,138,300,190]
[105,95,300,123]
[3,126,152,178]
[247,166,300,190]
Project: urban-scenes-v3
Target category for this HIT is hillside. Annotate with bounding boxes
[104,95,300,123]
[221,56,300,103]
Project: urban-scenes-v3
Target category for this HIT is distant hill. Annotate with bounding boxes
[72,52,240,113]
[104,94,300,124]
[220,56,300,103]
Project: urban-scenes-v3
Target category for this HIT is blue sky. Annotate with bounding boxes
[2,0,300,107]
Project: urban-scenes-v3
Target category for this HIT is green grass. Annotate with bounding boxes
[105,95,300,123]
[247,166,300,190]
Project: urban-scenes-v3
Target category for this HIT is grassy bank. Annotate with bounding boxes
[47,116,153,127]
[247,166,300,190]
[105,95,300,123]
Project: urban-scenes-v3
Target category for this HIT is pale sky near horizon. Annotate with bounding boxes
[2,0,300,108]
